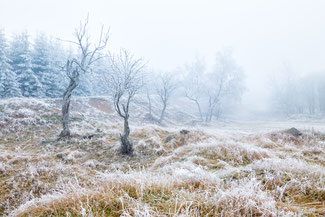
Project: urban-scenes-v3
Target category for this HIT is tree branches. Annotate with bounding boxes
[183,50,244,122]
[156,73,177,124]
[107,49,145,119]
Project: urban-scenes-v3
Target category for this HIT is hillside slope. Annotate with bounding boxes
[0,97,325,216]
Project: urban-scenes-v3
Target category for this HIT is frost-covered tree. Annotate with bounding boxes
[270,69,325,116]
[205,50,244,121]
[318,75,325,114]
[60,17,109,137]
[184,57,206,121]
[0,75,3,96]
[106,50,145,154]
[32,33,50,97]
[0,29,21,97]
[183,50,244,122]
[156,73,177,124]
[144,74,155,120]
[302,75,317,115]
[90,59,109,95]
[74,72,93,96]
[269,64,304,116]
[45,38,67,97]
[32,33,49,86]
[10,31,42,97]
[32,34,66,98]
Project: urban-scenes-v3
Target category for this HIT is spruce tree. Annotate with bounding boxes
[45,38,67,98]
[0,29,21,98]
[10,31,42,97]
[32,33,49,97]
[32,34,67,98]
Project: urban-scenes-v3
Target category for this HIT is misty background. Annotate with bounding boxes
[1,0,325,120]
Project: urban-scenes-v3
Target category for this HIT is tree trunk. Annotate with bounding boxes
[194,100,203,121]
[205,107,213,123]
[159,103,167,124]
[120,117,133,154]
[60,78,78,137]
[186,96,203,121]
[123,117,130,137]
[146,88,152,116]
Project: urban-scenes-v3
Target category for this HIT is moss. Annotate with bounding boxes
[70,117,83,122]
[42,115,61,123]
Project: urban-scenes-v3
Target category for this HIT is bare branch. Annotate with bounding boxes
[156,73,177,123]
[106,49,145,119]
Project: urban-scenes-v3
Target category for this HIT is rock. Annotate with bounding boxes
[156,148,166,156]
[165,135,174,143]
[56,153,63,159]
[286,128,302,137]
[180,130,190,135]
[82,134,95,140]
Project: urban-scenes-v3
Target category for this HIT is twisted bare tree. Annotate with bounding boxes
[156,73,177,124]
[60,17,109,137]
[106,50,145,154]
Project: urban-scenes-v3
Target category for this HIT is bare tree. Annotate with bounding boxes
[303,76,317,115]
[106,50,145,154]
[318,75,325,113]
[184,57,206,121]
[143,75,154,120]
[183,50,244,123]
[146,85,153,116]
[144,83,156,121]
[204,50,244,122]
[60,17,109,137]
[269,63,304,117]
[156,73,177,124]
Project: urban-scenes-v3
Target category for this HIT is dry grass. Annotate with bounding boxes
[0,98,325,216]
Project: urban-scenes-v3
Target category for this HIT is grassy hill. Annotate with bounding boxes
[0,97,324,216]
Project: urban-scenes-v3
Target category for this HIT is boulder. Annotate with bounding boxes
[56,153,64,159]
[180,129,190,135]
[286,127,302,137]
[165,135,174,143]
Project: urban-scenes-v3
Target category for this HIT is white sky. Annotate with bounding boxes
[1,0,325,110]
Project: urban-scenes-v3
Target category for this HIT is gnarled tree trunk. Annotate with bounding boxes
[120,117,133,154]
[60,78,78,137]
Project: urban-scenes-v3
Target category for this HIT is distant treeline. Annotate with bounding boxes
[270,67,325,116]
[0,29,107,98]
[1,29,325,118]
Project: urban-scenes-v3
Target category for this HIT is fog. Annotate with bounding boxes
[1,0,325,119]
[2,2,325,215]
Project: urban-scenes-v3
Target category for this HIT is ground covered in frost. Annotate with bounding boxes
[0,97,325,216]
